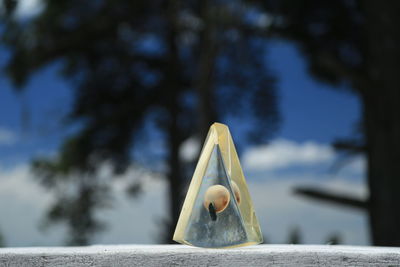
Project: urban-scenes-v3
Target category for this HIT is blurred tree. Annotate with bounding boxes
[0,228,4,247]
[325,233,341,245]
[287,226,302,244]
[260,0,400,245]
[0,0,279,244]
[285,227,342,245]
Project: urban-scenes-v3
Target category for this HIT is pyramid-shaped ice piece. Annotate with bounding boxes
[173,123,263,248]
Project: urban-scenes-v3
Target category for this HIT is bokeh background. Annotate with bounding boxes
[0,0,399,247]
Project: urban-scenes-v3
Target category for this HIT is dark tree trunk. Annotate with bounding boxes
[195,0,218,140]
[164,0,185,243]
[363,90,400,246]
[363,0,400,246]
[166,105,184,243]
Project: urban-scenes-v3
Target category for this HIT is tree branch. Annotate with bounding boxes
[293,186,368,210]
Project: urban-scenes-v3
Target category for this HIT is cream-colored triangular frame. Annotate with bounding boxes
[173,122,263,248]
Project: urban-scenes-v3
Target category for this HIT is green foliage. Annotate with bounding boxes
[263,0,400,245]
[1,0,279,244]
[0,228,5,247]
[326,233,342,245]
[285,226,342,245]
[1,0,17,15]
[287,226,302,244]
[264,0,366,91]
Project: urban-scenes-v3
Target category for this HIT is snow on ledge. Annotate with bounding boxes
[1,244,400,266]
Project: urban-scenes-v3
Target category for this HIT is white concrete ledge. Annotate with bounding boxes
[1,244,400,266]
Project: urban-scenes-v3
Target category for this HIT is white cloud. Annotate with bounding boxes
[338,155,367,175]
[0,128,17,146]
[0,164,49,203]
[98,174,167,245]
[249,177,368,245]
[0,0,44,18]
[256,13,272,28]
[0,138,368,246]
[0,163,167,246]
[241,139,368,244]
[18,0,43,17]
[179,137,200,162]
[243,139,335,171]
[0,164,63,246]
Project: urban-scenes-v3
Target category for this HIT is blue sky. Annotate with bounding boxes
[0,40,367,246]
[0,41,361,163]
[0,60,72,166]
[269,41,360,143]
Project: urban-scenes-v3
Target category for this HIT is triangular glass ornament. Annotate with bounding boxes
[173,122,263,248]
